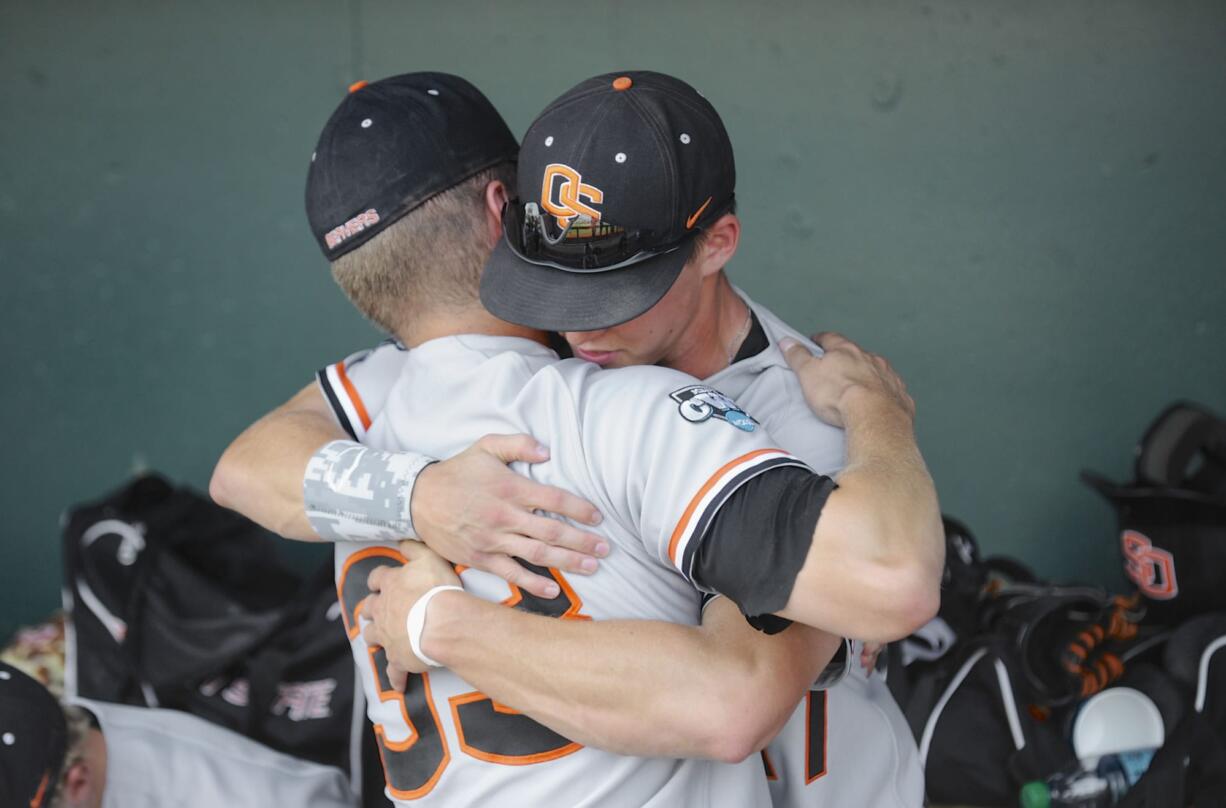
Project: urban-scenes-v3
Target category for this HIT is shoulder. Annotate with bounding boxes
[750,365,846,476]
[548,360,695,409]
[338,338,409,380]
[729,299,847,474]
[744,296,823,355]
[571,363,769,435]
[317,339,408,439]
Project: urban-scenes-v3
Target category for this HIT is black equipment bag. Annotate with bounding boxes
[887,517,1038,713]
[1083,401,1226,625]
[890,518,1166,806]
[1164,612,1226,742]
[1116,612,1226,807]
[910,635,1077,806]
[887,519,1078,806]
[61,474,367,783]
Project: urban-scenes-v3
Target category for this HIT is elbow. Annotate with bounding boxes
[707,718,768,765]
[900,515,946,633]
[208,453,238,510]
[892,568,941,637]
[866,564,941,642]
[870,513,945,640]
[703,680,784,764]
[209,433,262,515]
[666,665,772,763]
[711,740,758,766]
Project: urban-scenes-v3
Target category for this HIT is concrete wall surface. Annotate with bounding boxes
[2,0,1224,637]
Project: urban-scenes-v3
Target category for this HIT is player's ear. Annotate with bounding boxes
[63,759,92,805]
[693,213,740,279]
[482,180,509,249]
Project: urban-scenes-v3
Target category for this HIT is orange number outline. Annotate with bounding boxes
[337,547,450,800]
[448,564,590,765]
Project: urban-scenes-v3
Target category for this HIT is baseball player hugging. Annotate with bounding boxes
[213,70,943,808]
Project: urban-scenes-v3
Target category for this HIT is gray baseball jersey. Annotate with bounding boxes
[706,291,924,808]
[325,334,809,807]
[72,698,358,808]
[321,291,924,808]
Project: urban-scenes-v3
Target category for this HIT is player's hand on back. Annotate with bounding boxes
[362,542,463,688]
[412,434,609,599]
[779,332,915,428]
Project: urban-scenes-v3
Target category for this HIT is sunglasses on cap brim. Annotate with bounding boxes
[500,199,694,273]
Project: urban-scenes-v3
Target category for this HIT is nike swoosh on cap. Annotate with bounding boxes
[685,197,713,229]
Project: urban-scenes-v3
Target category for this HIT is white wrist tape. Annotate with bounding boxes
[406,585,464,668]
[303,440,435,542]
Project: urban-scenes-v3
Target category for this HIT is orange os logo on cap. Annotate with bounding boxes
[541,163,604,229]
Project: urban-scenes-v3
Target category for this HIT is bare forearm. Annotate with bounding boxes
[427,595,731,757]
[838,389,944,576]
[423,593,824,761]
[782,393,943,640]
[213,383,605,594]
[210,389,344,540]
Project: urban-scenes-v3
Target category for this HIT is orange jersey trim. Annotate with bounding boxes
[335,361,372,431]
[667,448,786,565]
[336,546,448,799]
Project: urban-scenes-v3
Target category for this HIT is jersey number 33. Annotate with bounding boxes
[338,547,588,800]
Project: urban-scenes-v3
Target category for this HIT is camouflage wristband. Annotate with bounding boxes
[303,440,435,542]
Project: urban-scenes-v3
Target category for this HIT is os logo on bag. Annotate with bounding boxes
[1121,530,1178,600]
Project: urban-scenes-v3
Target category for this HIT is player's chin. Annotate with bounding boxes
[600,353,642,369]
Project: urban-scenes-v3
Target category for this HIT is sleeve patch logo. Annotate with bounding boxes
[670,385,758,432]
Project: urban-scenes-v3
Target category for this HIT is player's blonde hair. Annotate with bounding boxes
[331,162,517,335]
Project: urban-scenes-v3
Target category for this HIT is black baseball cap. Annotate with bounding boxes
[306,72,519,260]
[481,71,736,332]
[0,663,68,808]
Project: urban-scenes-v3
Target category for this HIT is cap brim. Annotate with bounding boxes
[480,237,694,332]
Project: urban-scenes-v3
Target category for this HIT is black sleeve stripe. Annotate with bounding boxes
[679,456,811,582]
[316,368,358,441]
[692,468,838,627]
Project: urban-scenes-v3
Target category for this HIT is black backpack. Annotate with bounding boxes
[61,474,377,797]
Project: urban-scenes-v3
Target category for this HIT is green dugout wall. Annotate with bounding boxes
[2,0,1224,638]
